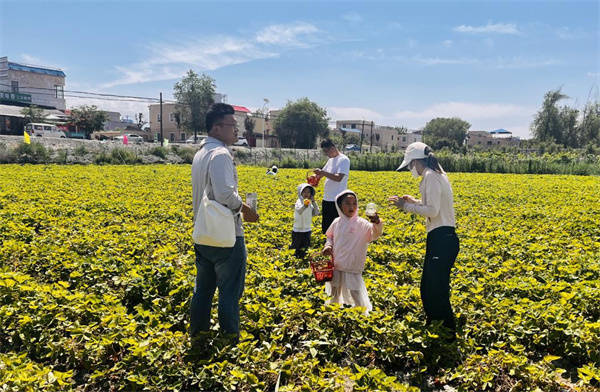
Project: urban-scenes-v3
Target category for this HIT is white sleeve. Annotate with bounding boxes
[404,176,441,218]
[337,156,350,175]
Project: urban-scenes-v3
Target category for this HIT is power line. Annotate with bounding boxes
[0,83,162,101]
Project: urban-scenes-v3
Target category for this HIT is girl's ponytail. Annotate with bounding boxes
[423,146,444,173]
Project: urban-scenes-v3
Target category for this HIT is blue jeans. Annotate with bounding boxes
[190,236,247,337]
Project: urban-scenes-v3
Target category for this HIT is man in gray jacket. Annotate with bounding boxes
[190,103,258,344]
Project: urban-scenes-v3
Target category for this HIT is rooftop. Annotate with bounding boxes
[8,61,66,78]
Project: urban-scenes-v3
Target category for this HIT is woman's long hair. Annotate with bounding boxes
[419,146,444,174]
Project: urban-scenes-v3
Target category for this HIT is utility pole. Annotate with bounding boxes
[369,121,374,153]
[159,92,163,146]
[359,120,364,153]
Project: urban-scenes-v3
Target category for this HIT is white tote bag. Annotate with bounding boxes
[192,191,236,247]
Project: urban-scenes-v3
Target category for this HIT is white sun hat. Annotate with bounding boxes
[397,142,429,170]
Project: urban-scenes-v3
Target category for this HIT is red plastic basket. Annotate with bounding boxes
[309,253,334,283]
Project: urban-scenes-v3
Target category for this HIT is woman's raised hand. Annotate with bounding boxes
[388,195,406,210]
[402,195,418,204]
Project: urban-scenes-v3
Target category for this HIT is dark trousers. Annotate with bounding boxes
[190,237,247,337]
[290,231,311,258]
[421,226,459,333]
[321,200,338,234]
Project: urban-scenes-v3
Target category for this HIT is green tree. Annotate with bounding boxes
[68,105,108,138]
[244,116,255,139]
[173,70,216,139]
[560,106,580,148]
[579,102,600,146]
[330,130,360,150]
[531,89,570,145]
[136,112,146,130]
[423,117,470,151]
[274,98,329,149]
[20,105,47,124]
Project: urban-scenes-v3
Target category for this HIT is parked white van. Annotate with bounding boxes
[25,123,66,138]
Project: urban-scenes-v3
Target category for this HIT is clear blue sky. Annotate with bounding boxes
[1,0,598,138]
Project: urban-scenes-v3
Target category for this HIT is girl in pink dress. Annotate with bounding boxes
[322,190,383,313]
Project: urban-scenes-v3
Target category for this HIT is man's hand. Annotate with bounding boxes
[322,246,333,257]
[388,195,406,210]
[313,168,324,178]
[241,203,259,222]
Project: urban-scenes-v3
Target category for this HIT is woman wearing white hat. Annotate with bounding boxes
[389,142,459,340]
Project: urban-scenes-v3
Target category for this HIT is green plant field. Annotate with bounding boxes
[0,165,598,391]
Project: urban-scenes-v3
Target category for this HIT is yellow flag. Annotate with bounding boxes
[24,132,31,144]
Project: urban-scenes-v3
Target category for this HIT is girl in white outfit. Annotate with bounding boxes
[322,190,383,313]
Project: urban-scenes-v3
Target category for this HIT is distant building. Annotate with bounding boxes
[397,130,423,149]
[333,120,417,152]
[104,111,134,131]
[0,56,66,110]
[148,95,233,143]
[467,129,521,149]
[232,105,251,140]
[148,103,185,143]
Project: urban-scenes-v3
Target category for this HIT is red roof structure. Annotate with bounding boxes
[232,105,250,113]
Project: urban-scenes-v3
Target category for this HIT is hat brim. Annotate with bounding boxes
[396,159,410,171]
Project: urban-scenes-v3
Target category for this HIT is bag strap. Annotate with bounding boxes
[200,142,235,210]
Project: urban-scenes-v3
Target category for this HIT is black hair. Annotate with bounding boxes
[302,186,315,197]
[206,103,235,133]
[336,192,356,209]
[417,146,444,173]
[320,139,335,149]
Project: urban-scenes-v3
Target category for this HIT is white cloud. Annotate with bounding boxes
[556,27,588,40]
[442,40,453,48]
[588,72,600,78]
[19,54,43,64]
[105,22,320,87]
[19,54,66,70]
[255,22,319,46]
[493,57,561,69]
[66,96,150,121]
[327,106,386,122]
[341,12,362,23]
[394,102,534,120]
[407,55,480,66]
[327,102,536,138]
[453,22,520,35]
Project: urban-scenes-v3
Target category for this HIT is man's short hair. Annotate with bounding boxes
[206,103,235,132]
[320,139,335,149]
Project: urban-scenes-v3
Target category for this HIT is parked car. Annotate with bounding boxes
[25,123,66,138]
[344,144,361,152]
[185,135,207,144]
[233,137,249,147]
[114,134,144,144]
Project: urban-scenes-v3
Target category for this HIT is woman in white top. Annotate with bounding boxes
[389,142,460,340]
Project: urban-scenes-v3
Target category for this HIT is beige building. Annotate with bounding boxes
[0,56,66,110]
[148,103,187,142]
[243,109,279,148]
[148,102,258,143]
[467,130,521,149]
[398,130,423,149]
[334,120,415,152]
